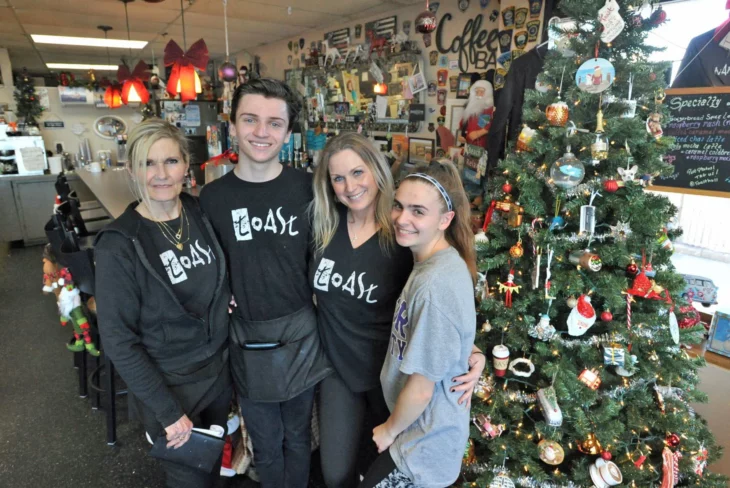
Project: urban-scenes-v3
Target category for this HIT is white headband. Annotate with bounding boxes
[405,173,453,211]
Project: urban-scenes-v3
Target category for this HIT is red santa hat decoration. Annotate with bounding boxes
[567,294,596,336]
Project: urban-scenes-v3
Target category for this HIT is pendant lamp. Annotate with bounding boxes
[119,0,150,105]
[104,83,124,109]
[99,25,123,109]
[164,0,207,102]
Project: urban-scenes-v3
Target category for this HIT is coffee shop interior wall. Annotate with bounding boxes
[1,46,140,158]
[236,0,544,139]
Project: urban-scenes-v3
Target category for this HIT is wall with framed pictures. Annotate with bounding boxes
[238,0,546,144]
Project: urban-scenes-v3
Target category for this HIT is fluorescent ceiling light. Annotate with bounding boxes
[32,34,147,49]
[47,63,119,71]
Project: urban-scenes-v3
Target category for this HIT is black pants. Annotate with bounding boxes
[158,386,233,488]
[239,387,316,488]
[358,450,414,488]
[319,373,390,488]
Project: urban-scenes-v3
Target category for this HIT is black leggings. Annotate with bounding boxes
[318,372,390,488]
[358,450,414,488]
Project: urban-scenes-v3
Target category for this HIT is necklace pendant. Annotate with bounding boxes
[175,231,182,240]
[176,242,183,251]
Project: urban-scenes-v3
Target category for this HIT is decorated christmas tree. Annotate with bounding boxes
[464,1,727,487]
[13,68,44,127]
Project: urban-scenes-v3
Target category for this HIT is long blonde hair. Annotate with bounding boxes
[126,118,190,211]
[406,159,477,284]
[310,132,396,256]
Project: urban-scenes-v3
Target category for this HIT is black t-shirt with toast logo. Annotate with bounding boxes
[310,205,413,392]
[141,213,217,317]
[200,166,313,321]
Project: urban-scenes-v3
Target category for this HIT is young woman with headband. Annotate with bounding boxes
[360,159,477,488]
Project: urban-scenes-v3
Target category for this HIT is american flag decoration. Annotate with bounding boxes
[365,16,398,42]
[323,28,350,56]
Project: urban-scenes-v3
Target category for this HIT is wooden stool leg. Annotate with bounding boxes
[105,355,117,446]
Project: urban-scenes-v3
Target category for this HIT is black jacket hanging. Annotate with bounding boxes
[488,45,547,170]
[672,29,730,88]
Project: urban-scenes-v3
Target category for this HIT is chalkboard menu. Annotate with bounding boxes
[653,87,730,198]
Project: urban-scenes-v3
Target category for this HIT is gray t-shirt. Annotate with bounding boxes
[380,246,476,488]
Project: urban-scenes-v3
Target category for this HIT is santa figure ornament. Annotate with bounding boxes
[458,80,494,149]
[567,294,596,336]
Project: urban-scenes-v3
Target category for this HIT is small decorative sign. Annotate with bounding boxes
[44,121,65,129]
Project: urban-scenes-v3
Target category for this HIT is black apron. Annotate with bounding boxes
[138,346,232,437]
[229,304,332,402]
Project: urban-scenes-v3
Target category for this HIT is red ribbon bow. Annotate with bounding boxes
[164,39,209,102]
[118,60,150,105]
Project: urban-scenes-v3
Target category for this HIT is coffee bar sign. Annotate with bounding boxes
[436,13,499,73]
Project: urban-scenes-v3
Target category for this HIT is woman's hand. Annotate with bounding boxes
[451,347,486,407]
[372,423,396,453]
[164,414,194,449]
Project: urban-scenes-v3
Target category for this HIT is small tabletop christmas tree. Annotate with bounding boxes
[466,1,727,487]
[13,68,44,128]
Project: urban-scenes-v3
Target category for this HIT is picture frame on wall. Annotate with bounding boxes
[408,137,435,165]
[456,73,472,99]
[707,309,730,359]
[373,135,389,155]
[448,99,466,137]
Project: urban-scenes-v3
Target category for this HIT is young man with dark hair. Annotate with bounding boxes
[200,78,332,488]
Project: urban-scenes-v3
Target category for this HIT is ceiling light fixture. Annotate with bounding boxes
[46,63,119,70]
[119,0,150,104]
[164,0,207,102]
[31,35,147,50]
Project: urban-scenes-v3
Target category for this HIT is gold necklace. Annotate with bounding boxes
[156,204,185,240]
[154,205,189,251]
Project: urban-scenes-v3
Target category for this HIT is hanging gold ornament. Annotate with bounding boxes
[578,433,603,455]
[590,106,609,164]
[463,438,477,466]
[546,100,570,126]
[509,240,524,258]
[474,374,496,400]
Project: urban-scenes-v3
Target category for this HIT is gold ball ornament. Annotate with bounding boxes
[474,374,496,400]
[509,241,524,258]
[481,320,492,332]
[546,100,570,127]
[538,439,565,465]
[566,296,578,308]
[578,433,603,455]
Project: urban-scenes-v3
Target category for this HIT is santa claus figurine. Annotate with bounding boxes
[457,80,495,149]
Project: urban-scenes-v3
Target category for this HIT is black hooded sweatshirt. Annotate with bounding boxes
[94,193,231,429]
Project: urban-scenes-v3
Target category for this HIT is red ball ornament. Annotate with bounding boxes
[601,451,613,461]
[601,310,613,322]
[502,182,513,194]
[228,152,239,163]
[415,10,437,34]
[626,262,638,275]
[651,7,667,25]
[666,433,680,447]
[603,178,619,193]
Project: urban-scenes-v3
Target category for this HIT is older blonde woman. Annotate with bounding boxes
[94,118,232,487]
